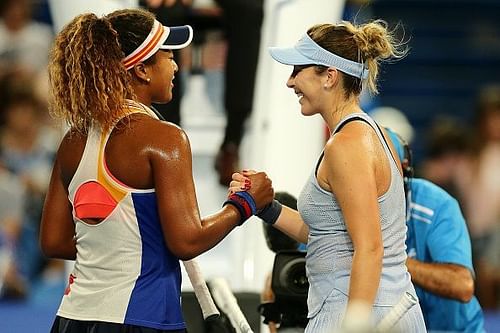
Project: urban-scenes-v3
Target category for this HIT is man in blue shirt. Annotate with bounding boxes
[386,128,485,332]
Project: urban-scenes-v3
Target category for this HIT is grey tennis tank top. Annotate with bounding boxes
[297,112,414,318]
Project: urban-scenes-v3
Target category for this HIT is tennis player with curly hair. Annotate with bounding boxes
[41,8,273,333]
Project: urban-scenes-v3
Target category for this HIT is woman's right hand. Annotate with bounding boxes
[230,171,274,211]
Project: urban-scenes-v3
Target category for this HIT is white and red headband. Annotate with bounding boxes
[123,19,193,70]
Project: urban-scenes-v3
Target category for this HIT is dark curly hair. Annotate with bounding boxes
[48,8,156,133]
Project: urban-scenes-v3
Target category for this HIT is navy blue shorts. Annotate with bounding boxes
[50,316,187,333]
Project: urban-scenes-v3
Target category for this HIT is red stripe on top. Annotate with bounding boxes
[123,25,164,69]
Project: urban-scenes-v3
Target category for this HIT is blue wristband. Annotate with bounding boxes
[257,200,282,225]
[223,199,247,225]
[223,192,257,226]
[234,191,257,215]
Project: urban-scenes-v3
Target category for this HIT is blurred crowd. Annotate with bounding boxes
[417,85,500,310]
[0,0,499,313]
[372,84,500,311]
[0,0,63,299]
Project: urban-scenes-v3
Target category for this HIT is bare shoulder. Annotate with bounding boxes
[59,128,87,152]
[57,128,87,187]
[149,118,188,148]
[129,115,192,159]
[321,121,380,194]
[324,121,375,164]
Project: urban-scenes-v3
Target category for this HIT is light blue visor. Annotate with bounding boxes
[269,33,368,80]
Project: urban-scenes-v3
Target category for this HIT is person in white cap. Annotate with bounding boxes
[40,8,274,333]
[231,20,426,332]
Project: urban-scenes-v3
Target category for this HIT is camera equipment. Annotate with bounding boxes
[258,192,308,328]
[258,250,308,328]
[271,251,308,303]
[262,223,299,253]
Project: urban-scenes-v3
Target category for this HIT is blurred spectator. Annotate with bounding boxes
[141,0,194,124]
[0,0,53,75]
[143,0,227,122]
[456,85,500,309]
[0,73,58,289]
[212,0,263,185]
[369,108,486,328]
[144,0,264,186]
[370,106,414,143]
[0,161,26,299]
[386,128,485,332]
[419,117,470,201]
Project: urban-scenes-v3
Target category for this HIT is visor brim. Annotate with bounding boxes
[268,47,313,66]
[160,25,193,50]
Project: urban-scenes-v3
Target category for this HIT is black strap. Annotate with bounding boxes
[150,105,166,121]
[314,116,398,176]
[314,151,325,177]
[334,116,367,135]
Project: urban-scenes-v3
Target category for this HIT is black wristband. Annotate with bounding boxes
[257,199,282,225]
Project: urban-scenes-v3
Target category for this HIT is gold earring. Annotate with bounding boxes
[146,78,151,83]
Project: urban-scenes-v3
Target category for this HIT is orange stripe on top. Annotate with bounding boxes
[97,132,127,203]
[123,24,164,69]
[95,102,155,201]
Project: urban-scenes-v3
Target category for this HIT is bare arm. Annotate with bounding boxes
[407,186,475,303]
[273,206,309,244]
[261,273,278,333]
[151,124,273,260]
[407,258,474,302]
[40,137,77,260]
[229,172,309,244]
[41,121,272,261]
[322,128,383,306]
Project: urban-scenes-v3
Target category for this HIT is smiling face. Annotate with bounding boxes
[147,50,178,104]
[286,65,328,116]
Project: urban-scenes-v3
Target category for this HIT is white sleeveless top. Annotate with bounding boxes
[58,101,186,330]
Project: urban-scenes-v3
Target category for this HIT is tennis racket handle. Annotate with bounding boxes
[375,292,418,332]
[210,277,254,333]
[183,259,220,320]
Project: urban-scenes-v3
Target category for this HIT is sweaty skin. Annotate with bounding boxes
[41,114,273,261]
[41,45,273,261]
